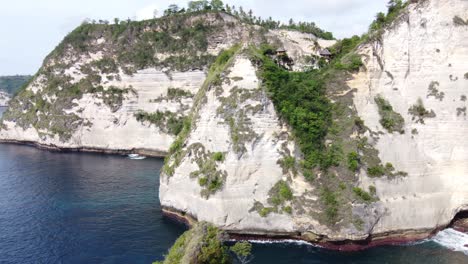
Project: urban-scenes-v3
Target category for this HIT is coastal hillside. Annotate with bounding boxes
[1,0,467,248]
[0,11,333,155]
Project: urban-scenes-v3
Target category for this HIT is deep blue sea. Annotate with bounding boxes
[0,108,467,264]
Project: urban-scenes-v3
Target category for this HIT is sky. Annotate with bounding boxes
[0,0,388,76]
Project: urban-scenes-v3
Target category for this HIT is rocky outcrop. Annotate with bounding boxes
[155,222,230,264]
[0,69,205,156]
[160,0,468,248]
[2,0,466,249]
[348,0,468,236]
[160,54,301,234]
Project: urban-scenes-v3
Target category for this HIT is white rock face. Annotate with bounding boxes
[0,68,206,154]
[0,11,331,156]
[269,29,336,71]
[160,56,300,233]
[161,0,468,241]
[3,2,465,241]
[348,0,468,234]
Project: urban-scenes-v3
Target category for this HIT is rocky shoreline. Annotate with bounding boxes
[1,139,465,252]
[0,139,168,158]
[162,206,465,252]
[1,139,466,252]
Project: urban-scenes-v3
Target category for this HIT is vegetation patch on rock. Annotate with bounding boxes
[427,81,445,101]
[163,45,241,179]
[187,143,227,198]
[153,222,230,264]
[0,74,134,140]
[375,95,405,133]
[457,107,467,117]
[408,98,436,124]
[216,87,261,156]
[134,110,187,135]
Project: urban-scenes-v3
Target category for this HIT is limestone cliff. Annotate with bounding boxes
[1,0,467,248]
[349,0,468,238]
[0,12,332,156]
[160,0,468,247]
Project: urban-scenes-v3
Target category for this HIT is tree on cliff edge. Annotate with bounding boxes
[230,241,253,264]
[210,0,224,11]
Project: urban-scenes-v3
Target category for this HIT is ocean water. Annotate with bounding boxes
[0,143,185,263]
[0,108,466,263]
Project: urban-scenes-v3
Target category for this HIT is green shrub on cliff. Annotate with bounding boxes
[155,222,230,264]
[353,187,373,202]
[375,95,405,133]
[230,241,253,264]
[256,45,332,169]
[212,152,225,162]
[334,53,363,72]
[367,165,386,177]
[163,45,240,178]
[134,110,186,135]
[320,188,339,222]
[368,0,409,33]
[347,151,360,172]
[269,180,293,205]
[408,98,436,124]
[92,57,119,74]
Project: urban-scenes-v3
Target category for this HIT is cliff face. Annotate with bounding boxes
[161,0,468,245]
[2,0,467,246]
[0,12,331,155]
[160,53,301,233]
[0,69,204,155]
[349,0,468,235]
[0,13,250,155]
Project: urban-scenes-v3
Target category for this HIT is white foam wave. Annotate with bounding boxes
[432,228,468,255]
[228,239,319,247]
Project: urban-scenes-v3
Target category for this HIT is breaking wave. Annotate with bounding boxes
[432,228,468,255]
[228,239,318,247]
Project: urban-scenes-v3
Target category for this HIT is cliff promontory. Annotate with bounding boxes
[1,0,467,248]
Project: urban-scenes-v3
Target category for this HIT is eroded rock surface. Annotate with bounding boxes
[349,0,468,235]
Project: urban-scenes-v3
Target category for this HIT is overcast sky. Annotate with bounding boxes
[0,0,388,76]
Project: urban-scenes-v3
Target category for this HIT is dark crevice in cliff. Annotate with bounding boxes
[450,210,468,233]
